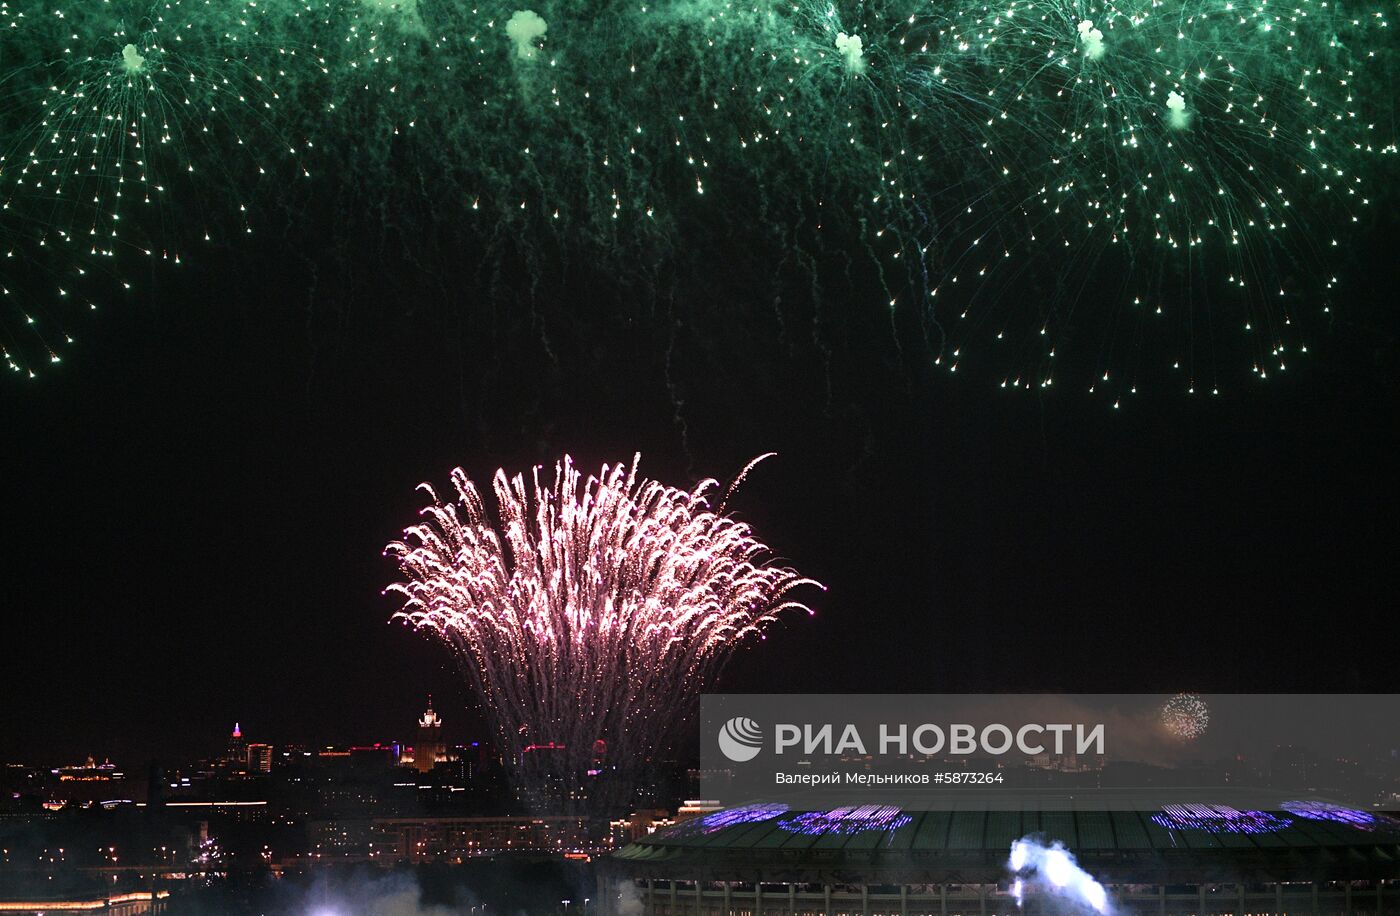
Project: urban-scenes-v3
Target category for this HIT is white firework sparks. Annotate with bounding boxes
[385,453,820,810]
[1160,692,1211,741]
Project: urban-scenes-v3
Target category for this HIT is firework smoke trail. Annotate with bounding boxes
[385,454,820,812]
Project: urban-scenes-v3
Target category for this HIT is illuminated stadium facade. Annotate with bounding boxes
[599,801,1400,915]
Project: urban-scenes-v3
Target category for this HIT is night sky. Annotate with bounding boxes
[3,180,1398,769]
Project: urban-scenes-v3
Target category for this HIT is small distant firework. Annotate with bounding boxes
[1160,692,1210,740]
[386,454,820,812]
[1151,803,1291,834]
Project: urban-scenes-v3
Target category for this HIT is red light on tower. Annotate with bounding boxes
[226,723,249,772]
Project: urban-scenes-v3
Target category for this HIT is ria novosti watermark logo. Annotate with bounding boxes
[718,716,764,762]
[716,713,1104,764]
[700,694,1400,811]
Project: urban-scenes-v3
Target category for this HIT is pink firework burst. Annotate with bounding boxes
[385,453,820,811]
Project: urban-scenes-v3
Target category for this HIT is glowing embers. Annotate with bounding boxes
[929,0,1394,392]
[1281,801,1400,833]
[1150,804,1292,834]
[776,804,912,836]
[1007,837,1110,914]
[664,804,791,838]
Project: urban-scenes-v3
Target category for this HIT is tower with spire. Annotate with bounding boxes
[227,722,247,770]
[413,697,445,774]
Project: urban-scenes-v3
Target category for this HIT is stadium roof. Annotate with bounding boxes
[611,799,1400,884]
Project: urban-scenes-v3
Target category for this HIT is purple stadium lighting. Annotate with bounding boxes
[1281,801,1400,833]
[1150,804,1292,834]
[665,803,791,837]
[777,805,913,836]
